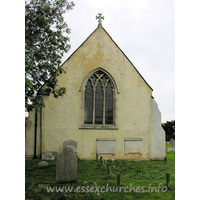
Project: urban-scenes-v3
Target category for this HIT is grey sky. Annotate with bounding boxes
[61,0,175,123]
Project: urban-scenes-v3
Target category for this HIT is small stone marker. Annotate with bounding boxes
[104,157,108,162]
[38,161,48,168]
[167,147,175,152]
[56,147,77,183]
[111,158,115,162]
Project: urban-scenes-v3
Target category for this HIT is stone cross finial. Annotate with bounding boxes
[96,13,104,26]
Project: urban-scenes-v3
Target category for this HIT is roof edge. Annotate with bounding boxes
[101,26,153,91]
[60,26,99,67]
[61,25,153,91]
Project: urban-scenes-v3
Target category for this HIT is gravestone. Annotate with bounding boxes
[167,138,175,152]
[170,138,175,149]
[56,147,77,183]
[167,147,175,152]
[63,140,77,153]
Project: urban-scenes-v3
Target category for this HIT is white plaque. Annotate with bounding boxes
[96,139,116,155]
[124,138,143,155]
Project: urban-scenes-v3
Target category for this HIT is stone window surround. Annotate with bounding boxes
[79,67,119,130]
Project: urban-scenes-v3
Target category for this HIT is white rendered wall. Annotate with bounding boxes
[151,99,165,159]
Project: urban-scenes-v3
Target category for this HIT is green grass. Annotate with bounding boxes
[25,146,175,199]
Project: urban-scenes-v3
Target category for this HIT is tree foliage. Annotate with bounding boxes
[162,120,175,141]
[25,0,75,112]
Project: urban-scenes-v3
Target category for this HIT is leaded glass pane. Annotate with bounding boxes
[84,70,115,125]
[105,81,113,124]
[84,79,93,124]
[95,80,103,124]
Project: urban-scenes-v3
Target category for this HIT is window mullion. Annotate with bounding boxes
[103,89,106,125]
[93,88,96,124]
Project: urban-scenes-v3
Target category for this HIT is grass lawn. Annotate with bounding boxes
[25,144,175,199]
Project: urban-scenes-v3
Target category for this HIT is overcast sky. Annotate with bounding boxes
[61,0,175,123]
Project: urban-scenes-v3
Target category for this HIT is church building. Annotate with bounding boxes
[25,14,165,160]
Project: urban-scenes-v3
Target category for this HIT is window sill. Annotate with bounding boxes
[79,124,118,130]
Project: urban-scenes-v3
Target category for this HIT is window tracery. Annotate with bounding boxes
[84,70,114,125]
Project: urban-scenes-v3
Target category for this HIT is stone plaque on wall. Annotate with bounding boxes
[96,139,116,155]
[124,138,143,155]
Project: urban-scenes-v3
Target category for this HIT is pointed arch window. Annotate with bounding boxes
[80,69,118,129]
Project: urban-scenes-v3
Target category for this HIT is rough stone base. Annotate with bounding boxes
[42,152,55,160]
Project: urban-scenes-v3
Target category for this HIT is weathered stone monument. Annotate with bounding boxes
[170,138,175,148]
[56,140,78,183]
[42,151,58,160]
[63,140,77,153]
[167,138,175,152]
[42,152,55,160]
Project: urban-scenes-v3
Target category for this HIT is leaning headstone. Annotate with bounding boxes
[38,161,48,168]
[63,140,77,153]
[56,147,77,183]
